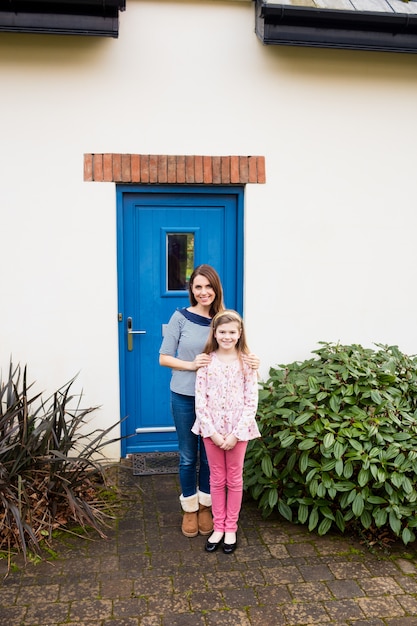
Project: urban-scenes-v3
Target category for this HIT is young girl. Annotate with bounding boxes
[192,310,261,554]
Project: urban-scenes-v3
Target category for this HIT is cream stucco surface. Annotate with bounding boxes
[1,0,417,458]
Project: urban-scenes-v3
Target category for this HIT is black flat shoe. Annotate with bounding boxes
[222,541,237,554]
[205,535,224,553]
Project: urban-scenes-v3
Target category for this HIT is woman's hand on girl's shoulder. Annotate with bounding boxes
[193,352,211,370]
[242,353,260,370]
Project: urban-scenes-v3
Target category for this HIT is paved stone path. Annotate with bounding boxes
[2,466,417,625]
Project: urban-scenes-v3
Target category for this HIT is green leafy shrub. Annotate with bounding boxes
[244,342,417,545]
[0,362,120,561]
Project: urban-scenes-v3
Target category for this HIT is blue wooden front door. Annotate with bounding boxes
[117,186,244,456]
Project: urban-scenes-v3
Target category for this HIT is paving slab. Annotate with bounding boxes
[1,465,417,625]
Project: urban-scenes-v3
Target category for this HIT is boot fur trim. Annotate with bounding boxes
[179,493,199,513]
[198,490,212,508]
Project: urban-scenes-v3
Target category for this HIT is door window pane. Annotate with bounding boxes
[167,233,194,290]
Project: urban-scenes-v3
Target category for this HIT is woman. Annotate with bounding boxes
[159,265,259,538]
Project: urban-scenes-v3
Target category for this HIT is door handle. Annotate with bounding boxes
[127,317,146,351]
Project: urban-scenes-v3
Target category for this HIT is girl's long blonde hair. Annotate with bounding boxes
[203,310,250,355]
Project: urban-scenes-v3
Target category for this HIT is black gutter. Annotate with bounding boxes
[255,1,417,54]
[0,0,126,37]
[3,1,124,7]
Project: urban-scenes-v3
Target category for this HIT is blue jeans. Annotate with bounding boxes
[171,391,210,497]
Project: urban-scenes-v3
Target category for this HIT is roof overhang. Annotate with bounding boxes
[255,1,417,54]
[0,0,126,37]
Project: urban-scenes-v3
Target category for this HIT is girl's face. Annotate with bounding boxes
[214,321,241,351]
[191,274,216,308]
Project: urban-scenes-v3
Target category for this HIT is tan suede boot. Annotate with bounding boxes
[197,489,213,535]
[198,504,213,535]
[182,511,198,537]
[179,494,199,538]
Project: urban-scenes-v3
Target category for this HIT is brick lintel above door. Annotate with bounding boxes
[84,154,266,185]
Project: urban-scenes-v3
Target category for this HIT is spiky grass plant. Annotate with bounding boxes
[0,362,120,562]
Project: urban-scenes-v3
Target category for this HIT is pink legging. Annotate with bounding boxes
[203,438,248,533]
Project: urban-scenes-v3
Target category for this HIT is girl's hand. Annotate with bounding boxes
[193,353,211,370]
[220,434,238,450]
[242,353,260,370]
[210,432,224,447]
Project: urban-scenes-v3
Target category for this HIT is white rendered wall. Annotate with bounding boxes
[1,0,417,458]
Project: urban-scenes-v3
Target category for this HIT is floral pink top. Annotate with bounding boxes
[192,352,261,441]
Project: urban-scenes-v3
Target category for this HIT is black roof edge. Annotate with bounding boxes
[255,1,417,53]
[259,4,417,30]
[2,1,126,11]
[0,1,126,36]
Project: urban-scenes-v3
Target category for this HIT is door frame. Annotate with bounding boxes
[116,184,245,456]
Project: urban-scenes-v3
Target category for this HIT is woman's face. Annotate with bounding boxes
[191,274,216,308]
